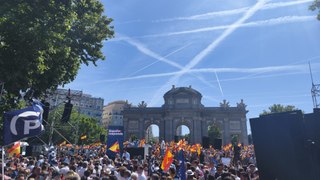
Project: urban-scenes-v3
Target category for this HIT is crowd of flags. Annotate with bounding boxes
[1,100,254,176]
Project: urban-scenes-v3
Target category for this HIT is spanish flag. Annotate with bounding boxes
[59,141,66,147]
[109,141,120,153]
[161,149,174,172]
[196,143,201,156]
[8,142,20,157]
[139,139,145,147]
[80,135,87,140]
[177,139,187,151]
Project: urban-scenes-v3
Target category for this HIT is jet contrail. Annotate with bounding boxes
[128,43,192,77]
[151,0,312,22]
[148,0,268,106]
[152,7,249,22]
[218,70,314,83]
[90,63,315,83]
[215,71,224,96]
[138,15,314,38]
[119,34,218,89]
[119,34,183,68]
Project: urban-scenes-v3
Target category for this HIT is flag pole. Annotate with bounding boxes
[2,146,5,180]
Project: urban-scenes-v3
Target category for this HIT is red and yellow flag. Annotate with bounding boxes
[161,149,174,172]
[139,139,146,147]
[223,143,232,151]
[177,139,186,150]
[59,141,66,147]
[90,142,101,148]
[196,143,201,156]
[8,142,20,157]
[109,141,120,153]
[80,135,87,140]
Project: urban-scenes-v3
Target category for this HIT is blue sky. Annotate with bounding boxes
[65,0,320,134]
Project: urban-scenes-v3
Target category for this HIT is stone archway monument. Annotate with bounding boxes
[123,86,248,145]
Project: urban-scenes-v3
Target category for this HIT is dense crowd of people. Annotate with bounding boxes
[0,140,258,180]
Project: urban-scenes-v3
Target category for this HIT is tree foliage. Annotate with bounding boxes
[208,123,221,146]
[33,106,106,145]
[310,0,320,20]
[0,0,114,109]
[260,104,298,115]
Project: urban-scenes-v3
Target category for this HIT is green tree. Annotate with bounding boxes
[208,124,221,145]
[231,134,239,145]
[260,104,298,115]
[0,0,114,109]
[310,0,320,20]
[31,106,106,145]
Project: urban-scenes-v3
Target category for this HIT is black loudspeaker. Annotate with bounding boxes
[213,138,222,150]
[100,134,105,143]
[174,135,179,143]
[304,109,320,145]
[202,136,210,148]
[61,102,73,122]
[126,147,144,159]
[250,111,314,180]
[303,109,320,176]
[25,146,33,156]
[42,102,50,124]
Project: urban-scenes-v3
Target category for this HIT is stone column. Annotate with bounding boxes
[223,118,229,145]
[166,118,173,142]
[202,119,208,137]
[193,118,202,143]
[159,118,165,142]
[241,118,249,145]
[139,118,144,139]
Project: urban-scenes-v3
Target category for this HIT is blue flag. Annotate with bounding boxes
[3,102,45,146]
[178,150,186,180]
[106,126,124,158]
[212,157,218,167]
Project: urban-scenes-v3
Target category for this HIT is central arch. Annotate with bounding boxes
[175,124,190,142]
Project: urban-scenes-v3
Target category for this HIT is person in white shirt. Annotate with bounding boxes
[59,162,70,176]
[77,161,88,177]
[122,149,130,160]
[137,165,147,180]
[160,140,166,156]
